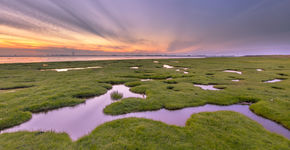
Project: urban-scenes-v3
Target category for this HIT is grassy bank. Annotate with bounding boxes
[0,111,289,150]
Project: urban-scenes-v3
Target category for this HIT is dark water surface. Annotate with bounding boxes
[1,85,289,140]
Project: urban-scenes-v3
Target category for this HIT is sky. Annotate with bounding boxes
[0,0,290,56]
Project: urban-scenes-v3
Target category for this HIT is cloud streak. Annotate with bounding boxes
[0,0,289,55]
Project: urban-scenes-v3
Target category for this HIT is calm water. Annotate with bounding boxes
[223,70,242,74]
[0,56,202,64]
[1,85,289,140]
[264,79,282,83]
[194,84,221,90]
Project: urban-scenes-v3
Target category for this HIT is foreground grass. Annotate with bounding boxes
[0,111,289,150]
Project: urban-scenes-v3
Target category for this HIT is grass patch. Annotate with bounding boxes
[110,91,123,100]
[236,96,260,103]
[206,73,214,75]
[125,81,142,87]
[163,80,178,84]
[104,98,161,115]
[23,99,84,113]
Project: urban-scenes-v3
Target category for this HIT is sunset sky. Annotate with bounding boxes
[0,0,290,56]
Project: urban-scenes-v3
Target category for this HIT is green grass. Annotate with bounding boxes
[0,131,73,150]
[110,91,123,100]
[0,56,290,149]
[0,111,289,150]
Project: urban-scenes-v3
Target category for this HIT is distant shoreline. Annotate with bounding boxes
[0,56,204,64]
[0,55,205,58]
[0,54,289,57]
[0,55,289,64]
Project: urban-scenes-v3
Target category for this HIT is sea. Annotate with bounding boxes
[0,56,203,64]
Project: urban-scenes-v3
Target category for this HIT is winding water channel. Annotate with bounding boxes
[1,85,289,140]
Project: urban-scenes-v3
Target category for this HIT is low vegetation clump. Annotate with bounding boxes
[125,81,142,87]
[206,73,214,75]
[163,80,178,84]
[110,91,123,100]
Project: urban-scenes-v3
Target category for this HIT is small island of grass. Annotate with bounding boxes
[110,91,123,100]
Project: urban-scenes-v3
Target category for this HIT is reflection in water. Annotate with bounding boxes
[223,70,242,74]
[264,79,282,83]
[1,85,289,140]
[232,80,240,82]
[42,66,102,72]
[163,64,174,69]
[130,67,139,69]
[194,84,221,91]
[1,85,144,140]
[140,79,153,82]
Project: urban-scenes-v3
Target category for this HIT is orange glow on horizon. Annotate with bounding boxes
[0,24,168,53]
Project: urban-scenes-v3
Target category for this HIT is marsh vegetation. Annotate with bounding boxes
[0,56,289,149]
[110,91,123,100]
